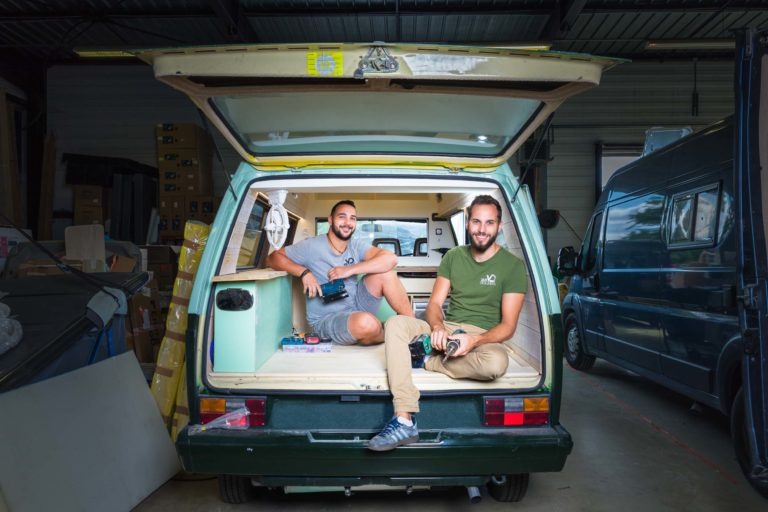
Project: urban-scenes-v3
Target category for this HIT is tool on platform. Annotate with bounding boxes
[320,279,348,304]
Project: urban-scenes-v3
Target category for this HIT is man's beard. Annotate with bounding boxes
[332,224,355,241]
[470,231,497,253]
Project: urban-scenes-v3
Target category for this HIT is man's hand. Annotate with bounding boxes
[431,328,476,359]
[302,272,323,298]
[328,266,354,281]
[429,325,449,351]
[448,333,477,357]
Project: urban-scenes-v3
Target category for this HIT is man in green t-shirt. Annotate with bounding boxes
[368,195,527,452]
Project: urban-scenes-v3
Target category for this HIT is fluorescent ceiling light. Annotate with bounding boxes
[645,39,735,50]
[74,49,134,58]
[490,43,552,51]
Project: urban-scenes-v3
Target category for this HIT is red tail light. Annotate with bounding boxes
[199,397,266,427]
[484,397,549,426]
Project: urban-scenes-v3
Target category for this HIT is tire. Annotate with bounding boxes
[564,313,596,371]
[218,474,255,504]
[730,388,768,498]
[486,473,530,502]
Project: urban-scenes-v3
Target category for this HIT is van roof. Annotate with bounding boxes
[598,116,733,206]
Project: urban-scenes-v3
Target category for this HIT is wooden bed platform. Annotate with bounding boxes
[208,343,541,392]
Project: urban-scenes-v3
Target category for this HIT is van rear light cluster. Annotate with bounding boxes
[484,397,549,426]
[199,397,266,427]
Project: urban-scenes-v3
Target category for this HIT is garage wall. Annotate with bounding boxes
[47,65,241,212]
[544,59,734,260]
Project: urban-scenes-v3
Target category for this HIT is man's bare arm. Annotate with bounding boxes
[328,246,397,281]
[266,248,322,297]
[472,292,525,345]
[265,248,305,276]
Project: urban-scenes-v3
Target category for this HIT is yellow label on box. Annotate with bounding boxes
[307,51,343,76]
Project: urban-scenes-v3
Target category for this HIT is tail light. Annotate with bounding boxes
[484,396,549,426]
[199,397,266,427]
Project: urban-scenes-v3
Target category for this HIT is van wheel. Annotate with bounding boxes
[218,474,255,504]
[730,388,768,498]
[486,473,529,502]
[565,314,595,371]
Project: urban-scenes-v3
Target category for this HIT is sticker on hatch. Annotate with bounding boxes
[307,51,343,76]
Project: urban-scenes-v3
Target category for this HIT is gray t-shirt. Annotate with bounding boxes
[285,235,371,325]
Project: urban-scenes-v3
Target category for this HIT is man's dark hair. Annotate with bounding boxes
[330,200,356,217]
[468,195,502,221]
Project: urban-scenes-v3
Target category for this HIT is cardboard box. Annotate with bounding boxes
[142,245,177,265]
[158,163,213,195]
[73,205,104,225]
[127,330,154,363]
[158,211,184,237]
[155,123,210,150]
[186,195,216,224]
[109,254,137,272]
[157,147,212,173]
[17,258,83,277]
[140,246,178,291]
[73,185,104,206]
[158,194,185,212]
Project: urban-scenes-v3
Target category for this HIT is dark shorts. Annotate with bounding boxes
[310,279,382,345]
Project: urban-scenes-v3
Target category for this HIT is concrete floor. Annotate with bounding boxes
[135,362,766,511]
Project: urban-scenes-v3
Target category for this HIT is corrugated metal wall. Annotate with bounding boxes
[48,61,735,251]
[47,65,240,212]
[544,59,734,260]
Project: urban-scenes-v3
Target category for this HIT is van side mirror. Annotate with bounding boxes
[557,246,578,276]
[538,209,560,229]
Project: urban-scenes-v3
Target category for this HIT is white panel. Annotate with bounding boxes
[0,353,180,512]
[47,65,241,210]
[545,60,734,259]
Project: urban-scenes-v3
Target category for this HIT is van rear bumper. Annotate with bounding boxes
[176,425,573,481]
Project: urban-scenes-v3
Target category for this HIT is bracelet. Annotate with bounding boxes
[299,268,311,279]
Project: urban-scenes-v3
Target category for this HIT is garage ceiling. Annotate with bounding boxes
[1,0,767,65]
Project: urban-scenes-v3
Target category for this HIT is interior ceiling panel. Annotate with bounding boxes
[1,0,768,65]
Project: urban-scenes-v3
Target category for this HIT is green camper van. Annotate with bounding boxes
[137,43,619,503]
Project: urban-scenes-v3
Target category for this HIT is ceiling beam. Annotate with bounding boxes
[206,0,259,42]
[1,2,768,22]
[541,0,588,41]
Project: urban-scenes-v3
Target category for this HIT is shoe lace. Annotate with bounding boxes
[379,418,402,438]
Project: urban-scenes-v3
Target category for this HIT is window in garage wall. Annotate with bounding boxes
[596,143,643,197]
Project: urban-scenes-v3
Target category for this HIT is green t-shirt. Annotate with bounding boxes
[438,246,527,330]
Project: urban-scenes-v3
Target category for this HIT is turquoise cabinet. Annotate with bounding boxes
[213,272,293,372]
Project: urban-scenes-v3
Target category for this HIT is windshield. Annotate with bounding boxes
[211,91,541,157]
[316,218,428,257]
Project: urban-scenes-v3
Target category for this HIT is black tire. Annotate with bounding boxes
[486,473,530,502]
[564,313,596,371]
[730,388,768,498]
[218,474,255,504]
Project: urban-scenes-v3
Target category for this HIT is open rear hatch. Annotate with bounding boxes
[136,43,621,169]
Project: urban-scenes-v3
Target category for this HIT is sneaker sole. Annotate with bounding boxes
[366,435,419,452]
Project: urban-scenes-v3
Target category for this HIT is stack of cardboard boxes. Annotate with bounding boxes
[126,245,178,364]
[156,123,217,242]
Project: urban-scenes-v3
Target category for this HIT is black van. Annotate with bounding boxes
[557,30,767,497]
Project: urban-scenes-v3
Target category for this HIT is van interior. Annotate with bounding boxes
[203,177,544,393]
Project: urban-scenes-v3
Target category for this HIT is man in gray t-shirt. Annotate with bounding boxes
[265,200,413,345]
